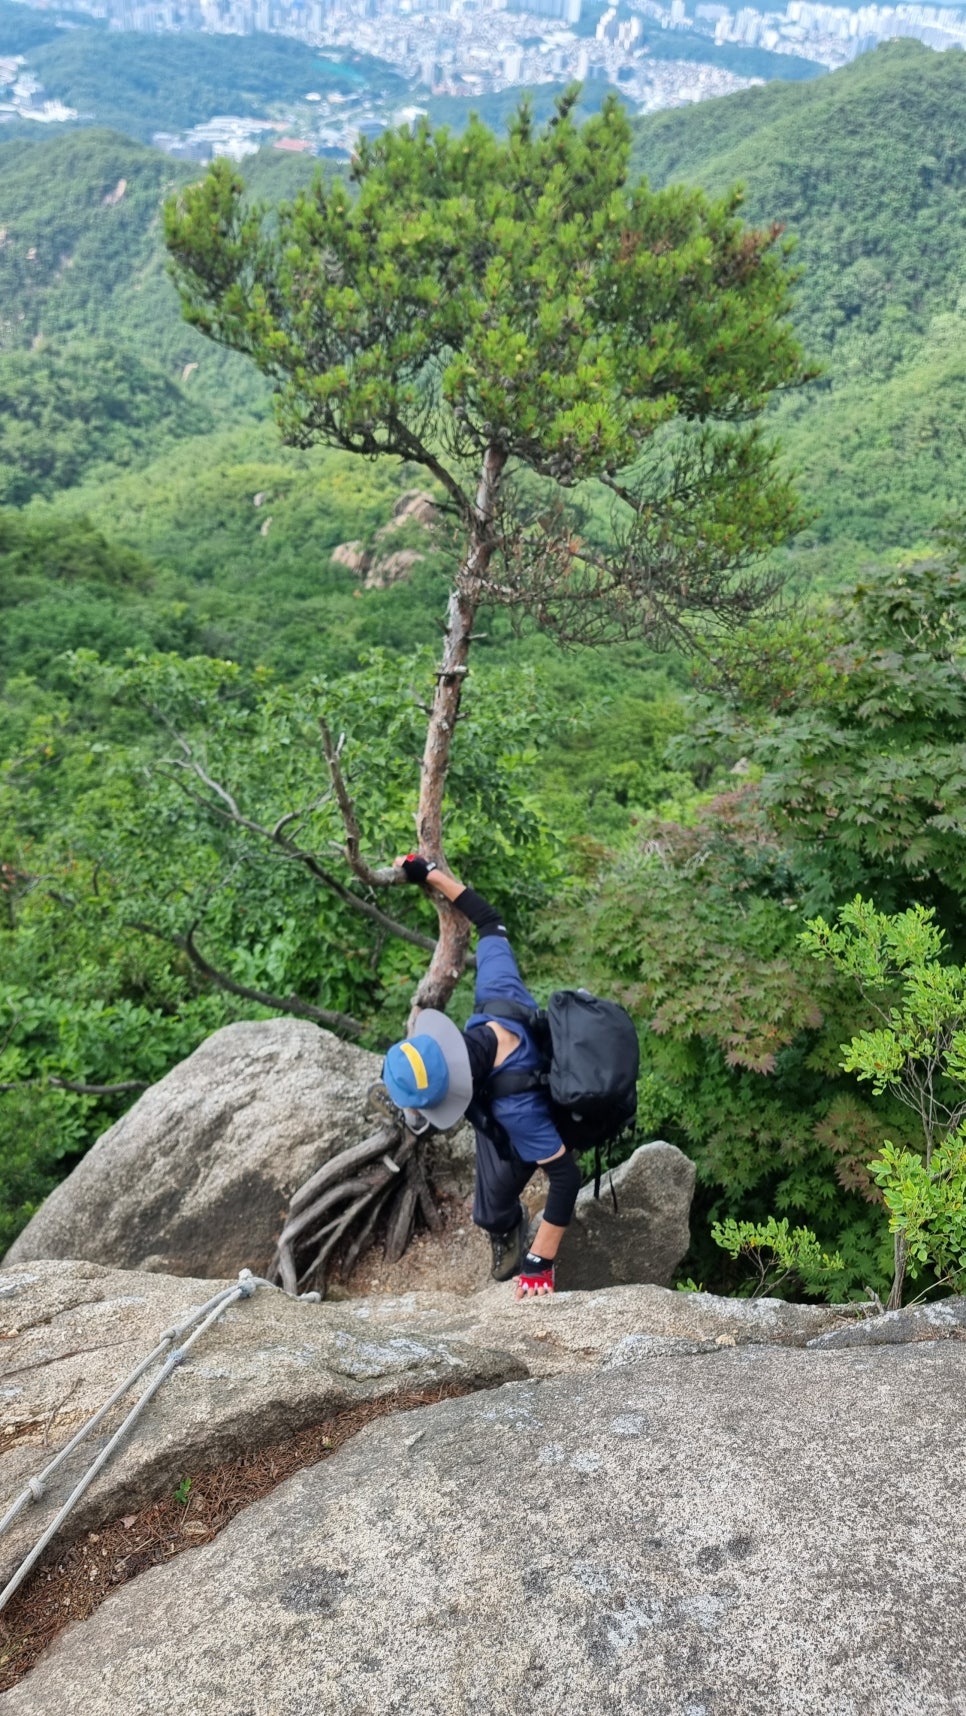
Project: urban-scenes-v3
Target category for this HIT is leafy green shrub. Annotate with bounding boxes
[802,898,966,1161]
[871,1135,966,1305]
[537,787,904,1297]
[803,896,966,1305]
[710,1216,845,1300]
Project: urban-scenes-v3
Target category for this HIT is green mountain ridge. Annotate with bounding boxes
[632,40,966,573]
[632,40,966,357]
[3,44,966,594]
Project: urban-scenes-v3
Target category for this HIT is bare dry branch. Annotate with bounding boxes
[384,1167,420,1265]
[276,1242,298,1297]
[319,718,397,887]
[409,1146,443,1233]
[277,1176,377,1251]
[293,1177,378,1249]
[154,760,437,956]
[130,920,368,1039]
[339,1179,397,1278]
[270,1122,434,1293]
[287,1124,399,1215]
[0,1078,149,1096]
[296,1184,384,1291]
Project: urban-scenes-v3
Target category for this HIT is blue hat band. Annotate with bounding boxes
[383,1033,450,1111]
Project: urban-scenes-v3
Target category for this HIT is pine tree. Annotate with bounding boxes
[165,90,812,1009]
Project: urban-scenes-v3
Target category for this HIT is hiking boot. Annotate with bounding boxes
[489,1202,528,1282]
[365,1081,402,1126]
[365,1082,432,1137]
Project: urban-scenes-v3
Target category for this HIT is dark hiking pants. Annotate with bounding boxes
[471,1125,537,1234]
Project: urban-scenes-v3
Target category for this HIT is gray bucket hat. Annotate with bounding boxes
[390,1008,474,1130]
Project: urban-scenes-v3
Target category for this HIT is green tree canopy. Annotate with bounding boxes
[165,90,809,650]
[679,551,966,931]
[540,541,966,1296]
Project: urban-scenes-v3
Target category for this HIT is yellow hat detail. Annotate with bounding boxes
[398,1041,430,1091]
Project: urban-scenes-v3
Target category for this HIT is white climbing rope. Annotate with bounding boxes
[0,1281,242,1542]
[0,1268,319,1614]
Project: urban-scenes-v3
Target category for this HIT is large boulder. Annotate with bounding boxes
[2,1018,695,1297]
[3,1021,384,1278]
[555,1140,696,1290]
[5,1338,964,1714]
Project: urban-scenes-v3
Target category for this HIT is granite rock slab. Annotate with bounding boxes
[0,1260,865,1590]
[5,1343,965,1716]
[0,1260,522,1589]
[807,1293,966,1347]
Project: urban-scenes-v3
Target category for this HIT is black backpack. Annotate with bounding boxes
[473,988,640,1196]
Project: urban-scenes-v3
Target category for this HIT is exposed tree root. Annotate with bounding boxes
[270,1119,438,1295]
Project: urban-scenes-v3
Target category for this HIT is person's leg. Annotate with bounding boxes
[472,1126,534,1280]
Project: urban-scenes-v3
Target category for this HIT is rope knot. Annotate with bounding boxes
[236,1270,257,1299]
[27,1477,45,1503]
[169,1347,187,1366]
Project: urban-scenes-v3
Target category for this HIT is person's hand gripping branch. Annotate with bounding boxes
[395,852,438,885]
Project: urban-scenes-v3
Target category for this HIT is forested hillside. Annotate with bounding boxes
[633,40,966,573]
[0,129,320,411]
[20,31,407,144]
[4,45,963,576]
[3,52,966,1305]
[0,343,213,505]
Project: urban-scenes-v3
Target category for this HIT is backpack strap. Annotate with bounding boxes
[477,998,550,1102]
[486,1066,549,1100]
[478,996,543,1031]
[465,1095,514,1158]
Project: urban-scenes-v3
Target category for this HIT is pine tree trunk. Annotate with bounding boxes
[409,443,506,1023]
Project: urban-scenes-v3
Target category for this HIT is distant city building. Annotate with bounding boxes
[9,0,966,158]
[598,6,641,44]
[508,0,581,23]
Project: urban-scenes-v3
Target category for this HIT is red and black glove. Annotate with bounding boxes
[400,853,438,885]
[516,1254,556,1297]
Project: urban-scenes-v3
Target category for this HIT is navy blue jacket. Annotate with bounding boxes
[465,935,564,1165]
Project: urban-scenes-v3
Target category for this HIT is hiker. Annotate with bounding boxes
[378,853,583,1299]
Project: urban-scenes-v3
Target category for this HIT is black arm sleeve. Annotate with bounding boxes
[542,1148,582,1227]
[453,885,508,940]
